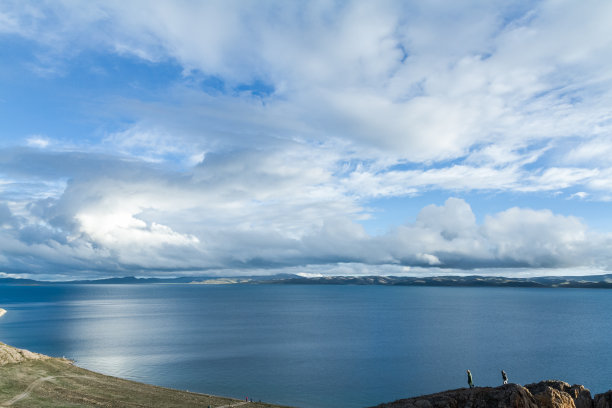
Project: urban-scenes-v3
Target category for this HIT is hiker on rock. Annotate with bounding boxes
[467,369,474,388]
[502,370,508,384]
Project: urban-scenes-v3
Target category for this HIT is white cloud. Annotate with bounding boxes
[4,1,612,163]
[585,168,612,192]
[3,158,612,276]
[343,165,520,198]
[565,137,612,166]
[103,124,192,164]
[383,198,605,270]
[3,2,612,276]
[481,207,588,267]
[75,210,199,248]
[3,1,610,188]
[524,167,600,192]
[26,135,50,148]
[569,192,588,200]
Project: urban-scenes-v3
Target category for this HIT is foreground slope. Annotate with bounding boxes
[0,343,288,408]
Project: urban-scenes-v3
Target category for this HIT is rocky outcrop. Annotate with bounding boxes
[371,381,611,408]
[525,380,593,408]
[0,342,51,365]
[370,384,539,408]
[594,391,612,408]
[570,385,596,408]
[529,385,576,408]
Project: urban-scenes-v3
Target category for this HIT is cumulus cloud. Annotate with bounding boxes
[382,198,605,270]
[0,149,610,277]
[2,2,612,277]
[481,207,589,267]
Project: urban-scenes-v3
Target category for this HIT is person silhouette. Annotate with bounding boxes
[502,369,508,384]
[467,369,474,388]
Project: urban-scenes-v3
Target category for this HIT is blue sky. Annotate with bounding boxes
[1,0,612,279]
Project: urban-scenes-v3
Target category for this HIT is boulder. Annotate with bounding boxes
[570,385,595,408]
[525,380,593,408]
[594,391,612,408]
[530,386,575,408]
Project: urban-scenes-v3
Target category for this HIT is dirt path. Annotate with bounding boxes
[0,373,256,408]
[0,374,93,407]
[215,402,249,408]
[0,375,56,406]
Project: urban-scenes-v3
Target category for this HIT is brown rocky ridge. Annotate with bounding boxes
[0,342,54,365]
[370,380,612,408]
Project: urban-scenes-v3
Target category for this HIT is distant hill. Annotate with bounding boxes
[1,273,612,288]
[0,273,302,285]
[261,274,612,288]
[0,277,42,285]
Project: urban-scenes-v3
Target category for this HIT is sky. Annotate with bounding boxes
[1,0,612,279]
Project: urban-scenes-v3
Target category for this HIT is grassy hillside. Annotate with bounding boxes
[0,344,289,408]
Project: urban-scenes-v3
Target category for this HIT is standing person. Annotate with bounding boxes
[502,370,508,384]
[467,369,474,388]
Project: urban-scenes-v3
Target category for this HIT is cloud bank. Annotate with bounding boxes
[1,1,612,277]
[1,148,609,278]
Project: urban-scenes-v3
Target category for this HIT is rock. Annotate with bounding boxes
[369,384,540,408]
[526,380,571,396]
[570,385,595,408]
[526,380,593,408]
[594,391,612,408]
[531,386,575,408]
[372,381,599,408]
[0,342,51,365]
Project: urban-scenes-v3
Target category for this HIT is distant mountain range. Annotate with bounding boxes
[2,273,612,288]
[263,274,612,288]
[0,273,301,285]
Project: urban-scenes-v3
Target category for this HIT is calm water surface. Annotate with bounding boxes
[0,284,611,408]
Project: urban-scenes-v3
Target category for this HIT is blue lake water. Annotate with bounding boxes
[0,284,611,408]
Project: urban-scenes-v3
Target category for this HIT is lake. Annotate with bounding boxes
[0,284,611,408]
